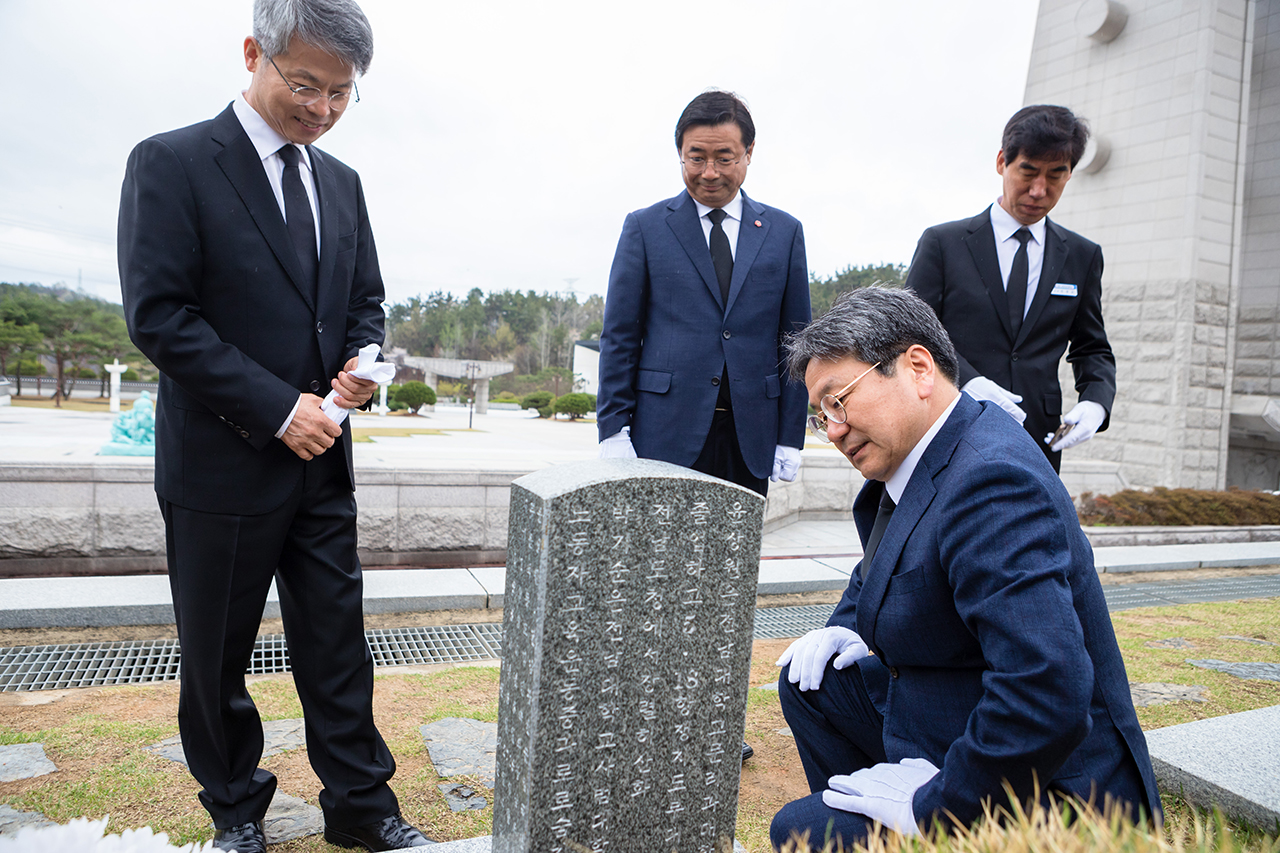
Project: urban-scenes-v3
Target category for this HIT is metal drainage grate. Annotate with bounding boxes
[752,605,830,638]
[0,640,181,692]
[1103,574,1280,612]
[366,625,496,667]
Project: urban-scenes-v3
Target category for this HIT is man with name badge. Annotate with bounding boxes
[905,104,1116,471]
[769,287,1159,849]
[118,1,429,850]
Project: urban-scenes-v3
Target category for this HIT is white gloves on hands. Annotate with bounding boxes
[776,626,869,692]
[1046,401,1106,452]
[771,445,802,482]
[598,426,638,459]
[963,376,1027,425]
[823,757,941,836]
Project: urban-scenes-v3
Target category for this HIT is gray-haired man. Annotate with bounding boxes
[118,1,429,849]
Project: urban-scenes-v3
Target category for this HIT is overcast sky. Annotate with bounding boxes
[0,1,1039,308]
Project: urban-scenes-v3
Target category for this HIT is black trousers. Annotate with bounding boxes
[691,406,769,497]
[161,448,397,829]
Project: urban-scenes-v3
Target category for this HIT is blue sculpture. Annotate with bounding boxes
[100,391,156,456]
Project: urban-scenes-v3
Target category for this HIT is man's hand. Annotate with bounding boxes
[771,445,801,482]
[330,356,378,409]
[776,626,869,691]
[1046,401,1106,452]
[281,393,342,460]
[963,376,1026,424]
[823,758,941,836]
[599,426,638,459]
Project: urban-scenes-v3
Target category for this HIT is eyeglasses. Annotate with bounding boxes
[681,156,743,173]
[806,362,881,443]
[269,56,359,111]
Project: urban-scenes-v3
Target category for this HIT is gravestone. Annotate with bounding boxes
[494,459,764,853]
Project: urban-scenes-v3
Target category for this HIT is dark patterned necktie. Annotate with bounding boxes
[278,144,318,299]
[708,208,733,304]
[1007,227,1031,339]
[862,490,897,571]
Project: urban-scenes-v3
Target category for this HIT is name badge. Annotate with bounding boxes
[1051,282,1079,297]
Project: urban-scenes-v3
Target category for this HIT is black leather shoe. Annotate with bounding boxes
[324,813,434,850]
[212,821,265,853]
[742,740,754,762]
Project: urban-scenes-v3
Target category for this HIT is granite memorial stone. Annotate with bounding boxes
[494,459,764,853]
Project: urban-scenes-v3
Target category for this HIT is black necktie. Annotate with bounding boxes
[707,208,733,305]
[861,490,896,572]
[1007,227,1031,339]
[278,144,318,299]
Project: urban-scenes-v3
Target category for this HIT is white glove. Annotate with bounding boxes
[771,445,801,482]
[963,376,1026,425]
[823,757,941,836]
[1046,401,1106,452]
[776,626,869,692]
[598,426,638,459]
[322,343,397,425]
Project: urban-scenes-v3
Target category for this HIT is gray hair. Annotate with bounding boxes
[786,285,960,384]
[253,0,374,75]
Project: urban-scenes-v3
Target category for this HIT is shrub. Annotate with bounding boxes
[121,368,139,381]
[553,392,593,420]
[1077,487,1280,527]
[520,391,553,416]
[394,381,436,412]
[493,391,518,402]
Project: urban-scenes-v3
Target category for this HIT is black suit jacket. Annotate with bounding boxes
[905,207,1115,466]
[119,104,385,515]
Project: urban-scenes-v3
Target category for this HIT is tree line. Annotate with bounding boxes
[0,283,146,405]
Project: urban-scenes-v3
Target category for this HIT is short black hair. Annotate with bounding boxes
[786,286,960,385]
[675,90,755,150]
[1001,104,1090,169]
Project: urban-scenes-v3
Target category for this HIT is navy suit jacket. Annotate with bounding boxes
[119,104,385,515]
[905,208,1116,467]
[829,394,1160,828]
[596,190,811,479]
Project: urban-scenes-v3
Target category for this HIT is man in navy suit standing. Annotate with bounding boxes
[906,105,1116,472]
[118,1,428,850]
[596,90,811,497]
[770,287,1158,849]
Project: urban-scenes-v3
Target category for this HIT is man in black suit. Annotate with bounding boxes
[905,105,1115,472]
[118,2,429,850]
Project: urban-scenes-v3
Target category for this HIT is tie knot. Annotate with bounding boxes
[880,491,896,512]
[1014,227,1031,246]
[278,144,300,167]
[708,208,727,225]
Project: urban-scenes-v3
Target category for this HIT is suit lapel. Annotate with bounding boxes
[211,107,317,312]
[311,146,338,318]
[666,191,725,310]
[962,209,1016,343]
[854,395,976,659]
[726,192,768,315]
[1019,217,1067,346]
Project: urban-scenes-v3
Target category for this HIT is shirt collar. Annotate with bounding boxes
[883,392,962,504]
[990,199,1046,246]
[233,93,312,170]
[694,192,743,222]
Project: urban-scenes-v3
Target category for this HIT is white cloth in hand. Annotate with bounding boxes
[322,343,396,425]
[823,757,941,836]
[1046,400,1106,451]
[598,426,638,459]
[963,376,1026,425]
[771,445,801,482]
[776,626,869,692]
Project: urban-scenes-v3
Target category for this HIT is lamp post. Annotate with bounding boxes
[466,361,479,429]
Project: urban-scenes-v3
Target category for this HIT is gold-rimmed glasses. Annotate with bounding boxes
[806,362,881,442]
[269,56,359,111]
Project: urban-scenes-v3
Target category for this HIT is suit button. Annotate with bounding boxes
[711,376,720,386]
[1011,352,1019,362]
[889,667,900,678]
[310,380,321,392]
[316,321,325,333]
[722,330,731,339]
[239,429,250,439]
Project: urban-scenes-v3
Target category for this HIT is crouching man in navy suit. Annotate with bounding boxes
[596,90,811,497]
[769,287,1159,850]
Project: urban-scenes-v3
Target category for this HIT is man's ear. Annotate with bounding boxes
[904,345,936,399]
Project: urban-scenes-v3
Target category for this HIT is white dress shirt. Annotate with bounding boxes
[693,192,744,259]
[883,393,962,505]
[990,200,1046,322]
